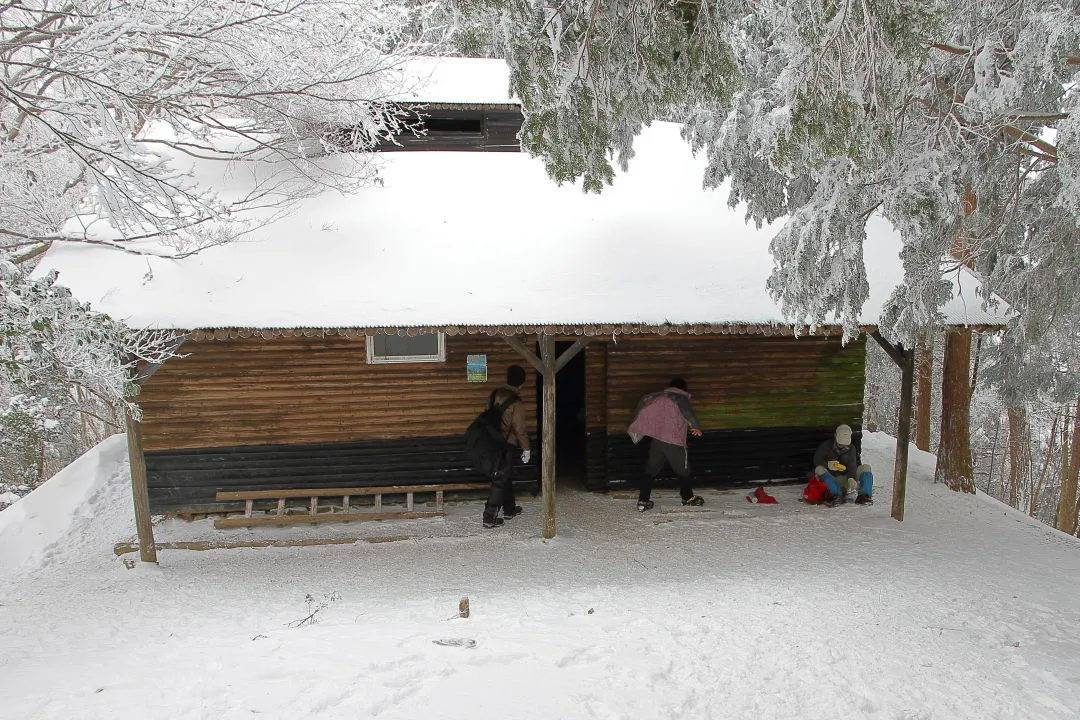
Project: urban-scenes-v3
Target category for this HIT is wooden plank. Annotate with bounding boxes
[215,483,488,501]
[503,335,545,375]
[214,510,444,528]
[113,536,411,555]
[554,337,593,374]
[244,499,253,518]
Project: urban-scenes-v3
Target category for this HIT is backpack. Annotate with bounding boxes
[802,473,832,504]
[464,391,520,478]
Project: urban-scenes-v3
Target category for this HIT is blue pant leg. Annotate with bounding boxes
[859,471,874,496]
[820,472,842,499]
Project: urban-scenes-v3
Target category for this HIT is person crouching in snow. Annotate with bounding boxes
[627,377,704,511]
[813,424,873,505]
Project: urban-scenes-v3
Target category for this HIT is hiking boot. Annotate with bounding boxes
[504,505,523,518]
[854,494,874,505]
[636,500,654,512]
[482,517,505,529]
[682,495,705,506]
[825,495,844,507]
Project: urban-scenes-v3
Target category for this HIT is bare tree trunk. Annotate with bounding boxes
[985,413,1002,494]
[1007,406,1029,509]
[1031,409,1062,518]
[1056,397,1080,534]
[914,340,934,452]
[935,328,975,492]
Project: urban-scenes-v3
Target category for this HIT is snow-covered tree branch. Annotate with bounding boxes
[1,0,434,256]
[457,0,1078,355]
[1,0,436,453]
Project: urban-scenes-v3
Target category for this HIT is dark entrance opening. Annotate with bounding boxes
[535,341,588,485]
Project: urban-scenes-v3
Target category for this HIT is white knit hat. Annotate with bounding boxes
[835,424,853,446]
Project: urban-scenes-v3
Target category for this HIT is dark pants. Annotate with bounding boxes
[484,448,517,522]
[640,438,694,502]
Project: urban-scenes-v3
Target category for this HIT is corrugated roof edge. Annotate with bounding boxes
[182,322,1006,342]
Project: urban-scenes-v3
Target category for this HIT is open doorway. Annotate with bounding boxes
[534,341,588,484]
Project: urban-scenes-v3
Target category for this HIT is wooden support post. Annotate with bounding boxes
[539,333,557,539]
[310,496,318,515]
[407,492,414,512]
[436,490,444,512]
[277,498,286,516]
[870,331,915,522]
[342,495,349,513]
[244,499,254,518]
[503,332,590,539]
[893,347,916,522]
[124,413,158,563]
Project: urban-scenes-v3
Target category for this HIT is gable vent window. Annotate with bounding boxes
[425,117,483,135]
[367,333,445,364]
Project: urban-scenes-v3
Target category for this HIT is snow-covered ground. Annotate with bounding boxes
[2,432,1079,720]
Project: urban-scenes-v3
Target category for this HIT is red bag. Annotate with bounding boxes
[802,474,831,504]
[747,485,779,504]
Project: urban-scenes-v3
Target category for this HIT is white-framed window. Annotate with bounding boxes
[366,332,446,364]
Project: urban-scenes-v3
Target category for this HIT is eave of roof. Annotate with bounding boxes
[183,322,1005,343]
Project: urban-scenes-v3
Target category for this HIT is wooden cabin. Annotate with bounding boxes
[134,328,865,512]
[35,58,1007,538]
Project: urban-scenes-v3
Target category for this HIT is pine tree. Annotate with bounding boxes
[456,0,1078,347]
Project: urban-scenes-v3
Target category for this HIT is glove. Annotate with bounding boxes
[520,450,531,464]
[827,460,846,473]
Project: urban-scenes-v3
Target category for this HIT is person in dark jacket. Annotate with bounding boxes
[483,365,531,528]
[627,377,705,511]
[813,424,873,504]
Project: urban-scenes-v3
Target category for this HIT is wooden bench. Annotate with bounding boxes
[213,483,489,528]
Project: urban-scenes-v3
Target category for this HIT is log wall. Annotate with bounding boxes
[139,335,534,450]
[140,335,537,511]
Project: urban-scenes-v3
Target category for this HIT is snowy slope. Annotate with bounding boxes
[1,433,1078,720]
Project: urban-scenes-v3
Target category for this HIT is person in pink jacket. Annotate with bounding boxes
[627,377,704,511]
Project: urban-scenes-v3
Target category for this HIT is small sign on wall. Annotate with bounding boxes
[466,354,488,382]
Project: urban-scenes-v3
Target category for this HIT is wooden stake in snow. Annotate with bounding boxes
[125,413,158,563]
[459,597,470,618]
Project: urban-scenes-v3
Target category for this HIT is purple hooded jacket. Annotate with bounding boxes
[627,387,700,447]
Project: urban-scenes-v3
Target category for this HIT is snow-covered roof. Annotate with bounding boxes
[34,118,1006,333]
[387,56,516,105]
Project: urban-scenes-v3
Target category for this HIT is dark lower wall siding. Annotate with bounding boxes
[145,435,538,512]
